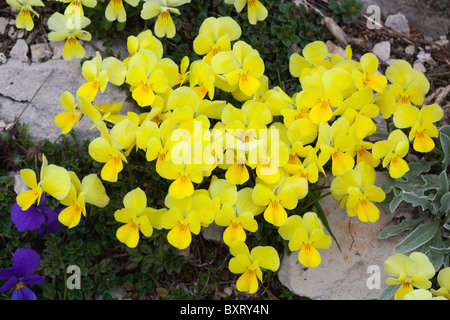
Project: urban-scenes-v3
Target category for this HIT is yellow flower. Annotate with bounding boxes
[105,0,140,23]
[225,0,268,25]
[193,16,242,65]
[59,173,109,228]
[298,85,343,124]
[61,0,97,16]
[331,162,385,222]
[162,194,201,250]
[47,12,92,60]
[403,289,447,300]
[352,53,387,93]
[211,41,265,97]
[16,155,71,211]
[174,56,190,86]
[54,92,82,135]
[123,29,164,67]
[383,252,435,300]
[188,61,216,100]
[385,59,430,111]
[6,0,44,31]
[141,0,192,38]
[125,49,169,107]
[393,103,443,153]
[88,124,128,182]
[228,241,279,294]
[160,160,203,199]
[372,129,410,179]
[316,117,356,176]
[115,188,165,248]
[430,267,450,299]
[289,41,331,81]
[278,212,331,268]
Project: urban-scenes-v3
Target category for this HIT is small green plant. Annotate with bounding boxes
[328,0,363,25]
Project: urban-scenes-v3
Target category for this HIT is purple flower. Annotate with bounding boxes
[0,248,45,300]
[11,193,63,236]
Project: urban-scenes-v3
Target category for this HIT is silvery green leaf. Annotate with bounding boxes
[394,221,440,253]
[440,191,450,215]
[378,284,400,300]
[378,214,428,239]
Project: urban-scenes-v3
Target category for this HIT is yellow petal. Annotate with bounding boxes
[58,205,83,229]
[298,244,322,268]
[116,222,140,248]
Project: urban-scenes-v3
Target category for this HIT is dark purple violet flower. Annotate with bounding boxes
[0,248,45,300]
[11,193,63,235]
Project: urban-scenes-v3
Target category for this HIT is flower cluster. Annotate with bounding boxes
[5,1,445,298]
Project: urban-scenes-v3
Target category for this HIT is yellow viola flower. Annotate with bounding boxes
[278,212,331,268]
[144,120,176,176]
[208,177,238,207]
[251,181,299,227]
[47,12,92,60]
[160,159,203,199]
[228,240,280,294]
[174,56,190,86]
[289,41,332,82]
[92,101,124,124]
[88,128,128,183]
[352,53,387,93]
[59,173,109,228]
[141,0,191,38]
[430,267,450,299]
[298,84,343,124]
[255,139,290,185]
[211,41,265,97]
[123,29,164,67]
[385,59,430,109]
[162,194,201,250]
[115,188,164,248]
[16,154,71,211]
[61,0,97,16]
[193,16,242,65]
[372,129,410,179]
[225,0,268,25]
[284,145,325,184]
[383,252,435,300]
[188,61,216,100]
[331,162,385,222]
[125,49,169,107]
[105,0,140,23]
[316,117,356,176]
[54,91,82,135]
[403,289,447,300]
[393,103,443,153]
[214,203,258,246]
[6,0,44,31]
[223,149,250,185]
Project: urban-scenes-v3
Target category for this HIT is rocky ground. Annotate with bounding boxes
[0,0,449,300]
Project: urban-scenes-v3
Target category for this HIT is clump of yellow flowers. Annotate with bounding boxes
[10,0,445,296]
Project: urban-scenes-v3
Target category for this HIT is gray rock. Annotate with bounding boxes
[9,39,29,62]
[277,173,415,300]
[0,17,8,35]
[0,39,138,143]
[30,43,53,63]
[372,41,391,62]
[385,13,410,35]
[0,53,7,64]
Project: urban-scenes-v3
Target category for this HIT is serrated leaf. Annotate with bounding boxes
[401,191,431,212]
[389,193,404,213]
[394,221,440,253]
[378,214,428,239]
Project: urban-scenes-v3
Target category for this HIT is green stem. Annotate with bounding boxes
[301,191,332,211]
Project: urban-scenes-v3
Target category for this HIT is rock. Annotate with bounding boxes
[384,13,410,35]
[405,45,415,55]
[30,43,53,63]
[49,41,65,60]
[0,39,139,143]
[12,171,28,195]
[372,41,391,62]
[358,0,447,39]
[277,172,415,300]
[9,39,29,62]
[0,53,7,64]
[0,17,8,35]
[413,62,426,73]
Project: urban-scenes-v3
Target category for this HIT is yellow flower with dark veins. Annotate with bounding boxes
[6,0,44,31]
[105,0,140,23]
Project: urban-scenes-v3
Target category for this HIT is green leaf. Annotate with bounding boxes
[394,221,440,253]
[378,284,400,300]
[378,214,428,239]
[440,192,450,215]
[313,200,341,252]
[439,126,450,167]
[401,191,432,212]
